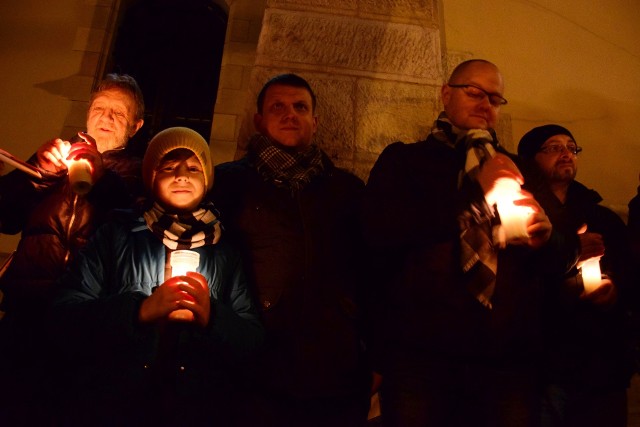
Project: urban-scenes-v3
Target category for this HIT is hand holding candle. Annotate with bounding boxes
[139,250,210,327]
[65,132,101,195]
[168,250,207,323]
[138,272,210,327]
[485,177,535,246]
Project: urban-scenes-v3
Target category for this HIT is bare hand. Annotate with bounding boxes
[139,272,211,327]
[576,225,605,263]
[580,277,617,309]
[67,132,104,180]
[36,138,71,172]
[477,153,524,196]
[513,191,552,248]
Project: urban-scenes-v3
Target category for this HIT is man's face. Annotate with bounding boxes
[86,88,143,152]
[441,63,505,130]
[254,84,318,150]
[153,153,206,214]
[534,134,578,184]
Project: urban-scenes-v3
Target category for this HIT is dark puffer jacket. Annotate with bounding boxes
[211,154,369,401]
[0,148,142,312]
[48,213,264,426]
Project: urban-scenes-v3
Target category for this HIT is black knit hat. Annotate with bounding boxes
[517,124,576,159]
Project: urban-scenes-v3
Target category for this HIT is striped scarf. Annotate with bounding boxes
[249,133,324,193]
[143,202,222,250]
[432,113,500,309]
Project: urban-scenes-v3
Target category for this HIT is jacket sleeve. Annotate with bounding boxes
[0,164,65,234]
[204,249,264,357]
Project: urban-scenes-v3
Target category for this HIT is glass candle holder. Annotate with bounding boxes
[68,159,93,195]
[487,178,533,246]
[170,250,200,277]
[580,257,602,293]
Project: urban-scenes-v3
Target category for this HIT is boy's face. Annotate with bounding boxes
[154,152,205,213]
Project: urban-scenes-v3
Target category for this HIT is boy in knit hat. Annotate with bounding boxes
[49,127,263,427]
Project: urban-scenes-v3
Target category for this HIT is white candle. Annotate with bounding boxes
[68,159,93,195]
[168,250,200,322]
[580,257,602,293]
[170,250,200,277]
[486,178,533,246]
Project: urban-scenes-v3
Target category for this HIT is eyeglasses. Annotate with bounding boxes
[538,144,583,155]
[447,84,508,107]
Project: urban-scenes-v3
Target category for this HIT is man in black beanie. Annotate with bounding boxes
[518,124,634,427]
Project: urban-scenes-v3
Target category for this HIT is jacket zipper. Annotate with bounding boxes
[63,193,80,265]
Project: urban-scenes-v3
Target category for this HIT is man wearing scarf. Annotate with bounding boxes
[361,60,578,427]
[211,74,370,426]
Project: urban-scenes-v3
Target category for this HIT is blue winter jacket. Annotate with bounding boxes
[49,211,263,425]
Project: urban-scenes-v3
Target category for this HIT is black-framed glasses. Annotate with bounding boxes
[447,84,508,107]
[538,144,583,155]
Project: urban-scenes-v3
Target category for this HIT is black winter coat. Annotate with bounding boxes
[211,154,369,400]
[361,137,578,371]
[531,180,635,389]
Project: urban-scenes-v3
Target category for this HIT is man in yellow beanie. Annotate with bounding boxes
[49,127,263,426]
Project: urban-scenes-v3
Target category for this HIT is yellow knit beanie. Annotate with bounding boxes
[142,127,213,192]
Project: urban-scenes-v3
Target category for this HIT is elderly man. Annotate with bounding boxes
[0,73,145,425]
[0,73,145,307]
[518,124,634,427]
[361,60,577,427]
[211,73,370,426]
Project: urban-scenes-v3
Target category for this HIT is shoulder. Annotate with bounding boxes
[321,153,364,189]
[102,149,142,176]
[377,137,448,163]
[212,158,254,191]
[370,137,453,179]
[214,157,252,178]
[93,210,145,242]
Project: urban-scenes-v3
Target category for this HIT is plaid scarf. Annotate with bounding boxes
[432,112,500,309]
[249,133,325,193]
[143,202,222,250]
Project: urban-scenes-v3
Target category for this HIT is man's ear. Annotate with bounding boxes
[440,83,451,106]
[130,119,144,137]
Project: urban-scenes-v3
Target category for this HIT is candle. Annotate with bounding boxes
[486,178,533,246]
[168,250,200,322]
[580,257,602,293]
[68,159,93,195]
[170,250,200,277]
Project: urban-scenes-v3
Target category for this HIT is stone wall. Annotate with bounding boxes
[217,0,445,181]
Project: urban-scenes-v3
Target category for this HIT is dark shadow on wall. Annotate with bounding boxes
[107,0,228,155]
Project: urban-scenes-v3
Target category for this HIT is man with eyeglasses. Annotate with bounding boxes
[518,124,634,427]
[362,60,577,426]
